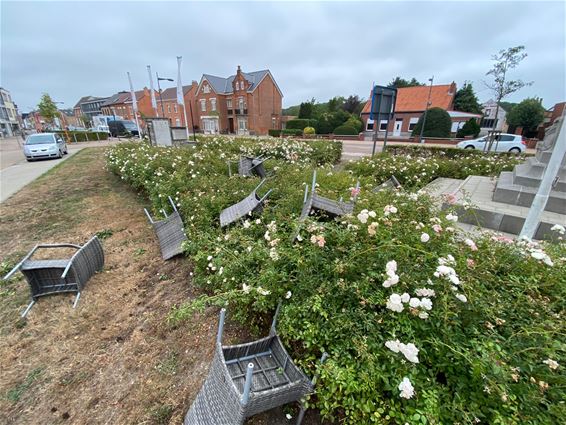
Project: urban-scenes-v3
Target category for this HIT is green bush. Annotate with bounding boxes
[107,138,565,424]
[333,124,358,135]
[286,119,317,130]
[303,126,316,135]
[457,119,481,138]
[411,108,452,138]
[282,129,303,136]
[345,116,363,133]
[268,129,281,137]
[54,130,109,142]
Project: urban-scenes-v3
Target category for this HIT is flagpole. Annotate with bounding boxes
[147,65,158,117]
[127,71,142,140]
[176,56,190,140]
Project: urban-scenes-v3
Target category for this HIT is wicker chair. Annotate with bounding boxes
[373,175,403,192]
[219,180,273,227]
[228,156,268,179]
[144,196,188,260]
[184,305,326,425]
[3,236,104,317]
[299,170,359,221]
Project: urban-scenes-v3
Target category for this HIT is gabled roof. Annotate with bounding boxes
[74,95,106,108]
[362,83,456,114]
[158,85,196,101]
[101,90,145,107]
[199,69,282,97]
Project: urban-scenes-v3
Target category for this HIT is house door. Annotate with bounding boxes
[228,118,234,133]
[393,119,403,136]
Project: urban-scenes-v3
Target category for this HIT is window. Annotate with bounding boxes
[175,118,180,126]
[481,118,497,128]
[238,97,244,113]
[168,104,171,113]
[203,85,210,94]
[366,118,374,131]
[174,104,178,113]
[227,99,232,108]
[238,118,247,130]
[200,99,206,112]
[379,120,388,131]
[272,117,276,128]
[408,117,419,131]
[485,109,491,116]
[211,98,217,111]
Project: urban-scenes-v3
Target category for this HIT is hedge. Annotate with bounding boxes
[54,131,109,142]
[286,119,317,130]
[333,124,358,135]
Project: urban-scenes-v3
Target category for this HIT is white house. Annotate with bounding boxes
[480,99,508,135]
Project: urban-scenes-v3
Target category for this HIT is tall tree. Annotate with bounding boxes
[506,97,545,132]
[327,96,345,113]
[453,83,482,114]
[387,77,423,88]
[37,93,59,125]
[484,46,532,149]
[343,95,363,114]
[298,99,315,119]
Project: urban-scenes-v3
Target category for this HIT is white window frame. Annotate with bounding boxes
[174,104,178,113]
[200,99,206,112]
[238,97,244,113]
[211,98,217,112]
[175,118,180,126]
[379,120,388,131]
[227,99,232,108]
[408,117,419,132]
[203,85,210,94]
[238,118,247,130]
[168,104,171,113]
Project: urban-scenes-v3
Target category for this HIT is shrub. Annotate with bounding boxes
[107,138,565,424]
[286,119,316,130]
[282,129,303,136]
[303,126,316,135]
[345,116,363,133]
[457,119,481,138]
[411,108,452,138]
[268,129,281,137]
[333,124,358,135]
[54,130,109,142]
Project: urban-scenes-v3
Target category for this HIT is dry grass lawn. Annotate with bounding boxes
[0,148,320,425]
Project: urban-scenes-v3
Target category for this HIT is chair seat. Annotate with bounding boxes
[21,259,70,271]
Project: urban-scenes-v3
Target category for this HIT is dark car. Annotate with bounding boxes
[108,120,139,137]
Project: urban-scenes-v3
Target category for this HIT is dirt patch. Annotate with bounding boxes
[0,148,323,425]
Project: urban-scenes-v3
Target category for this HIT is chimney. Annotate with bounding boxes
[237,65,242,76]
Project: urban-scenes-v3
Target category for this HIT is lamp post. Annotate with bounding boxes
[156,73,174,118]
[418,76,434,144]
[54,101,71,143]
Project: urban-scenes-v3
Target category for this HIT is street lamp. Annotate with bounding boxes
[418,76,434,144]
[54,101,71,142]
[156,73,174,118]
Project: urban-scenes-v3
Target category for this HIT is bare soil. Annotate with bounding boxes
[0,148,321,425]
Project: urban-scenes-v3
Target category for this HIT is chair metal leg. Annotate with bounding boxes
[21,300,36,318]
[295,404,307,425]
[72,292,81,309]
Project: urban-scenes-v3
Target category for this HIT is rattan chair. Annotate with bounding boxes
[219,180,273,227]
[3,236,104,317]
[184,304,326,425]
[228,156,268,179]
[299,170,359,221]
[373,175,403,192]
[144,196,188,260]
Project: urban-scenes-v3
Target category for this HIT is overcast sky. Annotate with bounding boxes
[2,1,565,112]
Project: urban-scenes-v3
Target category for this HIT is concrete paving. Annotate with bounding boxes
[0,136,122,203]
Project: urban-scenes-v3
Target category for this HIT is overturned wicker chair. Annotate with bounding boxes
[299,170,359,221]
[144,196,188,260]
[3,236,104,317]
[184,304,326,425]
[220,180,273,227]
[373,175,403,192]
[228,155,268,179]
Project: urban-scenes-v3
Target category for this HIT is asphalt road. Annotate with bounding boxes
[0,136,120,203]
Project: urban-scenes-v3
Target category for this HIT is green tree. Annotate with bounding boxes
[484,46,532,149]
[411,107,452,138]
[388,77,423,88]
[345,115,363,133]
[506,97,545,131]
[456,118,481,138]
[343,95,363,114]
[37,93,59,125]
[298,98,316,119]
[81,114,92,128]
[453,83,482,114]
[327,96,345,113]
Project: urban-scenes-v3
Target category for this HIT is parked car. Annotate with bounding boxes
[108,120,139,137]
[23,133,68,161]
[90,125,110,134]
[456,133,526,153]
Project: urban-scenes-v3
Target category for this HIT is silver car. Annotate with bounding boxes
[456,133,526,153]
[23,133,68,161]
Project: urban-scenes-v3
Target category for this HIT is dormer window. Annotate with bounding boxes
[203,84,210,94]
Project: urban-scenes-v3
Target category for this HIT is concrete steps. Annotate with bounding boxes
[511,161,566,191]
[494,172,566,213]
[425,175,565,240]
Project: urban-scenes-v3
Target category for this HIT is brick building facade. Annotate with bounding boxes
[195,66,282,135]
[155,82,198,128]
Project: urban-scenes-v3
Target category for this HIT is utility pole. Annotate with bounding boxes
[419,76,434,144]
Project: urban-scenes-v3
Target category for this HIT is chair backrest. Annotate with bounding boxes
[67,236,104,289]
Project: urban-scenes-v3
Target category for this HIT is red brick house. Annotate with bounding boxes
[361,82,480,137]
[100,89,153,121]
[195,66,282,135]
[156,82,198,128]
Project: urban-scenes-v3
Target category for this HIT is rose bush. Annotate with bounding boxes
[107,136,565,424]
